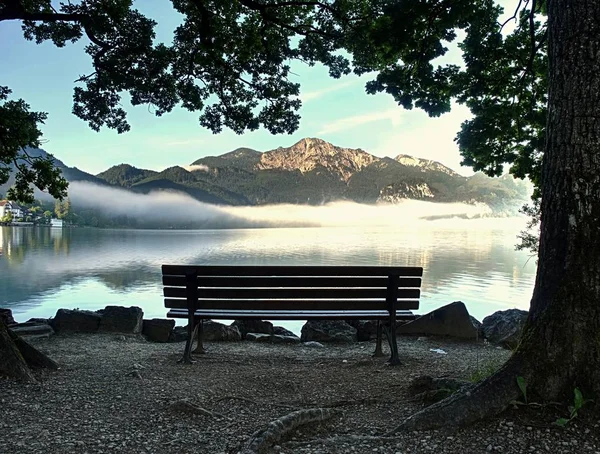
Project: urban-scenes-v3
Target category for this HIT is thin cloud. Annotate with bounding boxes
[369,104,474,175]
[301,80,357,102]
[317,109,403,134]
[184,164,209,172]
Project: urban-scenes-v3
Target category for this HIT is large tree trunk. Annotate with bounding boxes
[514,0,600,402]
[390,0,600,432]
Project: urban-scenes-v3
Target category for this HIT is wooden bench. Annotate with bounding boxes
[162,265,423,365]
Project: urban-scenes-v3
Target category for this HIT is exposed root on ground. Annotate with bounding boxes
[0,320,59,382]
[284,434,405,448]
[304,394,396,408]
[168,399,225,418]
[240,408,338,454]
[214,395,300,409]
[386,357,526,434]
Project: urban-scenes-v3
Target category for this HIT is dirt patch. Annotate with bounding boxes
[0,334,597,453]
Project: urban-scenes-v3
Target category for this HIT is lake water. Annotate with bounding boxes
[0,219,537,335]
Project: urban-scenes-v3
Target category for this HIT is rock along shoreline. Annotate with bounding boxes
[3,301,530,349]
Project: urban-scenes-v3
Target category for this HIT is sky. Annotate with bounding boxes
[0,1,516,177]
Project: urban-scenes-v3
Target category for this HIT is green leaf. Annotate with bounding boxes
[555,418,569,427]
[516,376,528,404]
[574,388,584,409]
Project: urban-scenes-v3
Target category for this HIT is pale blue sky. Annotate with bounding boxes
[0,1,514,177]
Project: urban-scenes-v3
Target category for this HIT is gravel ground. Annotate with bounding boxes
[0,334,598,454]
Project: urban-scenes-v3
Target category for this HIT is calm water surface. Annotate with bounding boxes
[0,221,536,334]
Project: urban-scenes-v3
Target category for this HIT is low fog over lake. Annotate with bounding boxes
[1,193,536,334]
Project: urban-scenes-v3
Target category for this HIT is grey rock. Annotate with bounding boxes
[26,318,51,324]
[98,306,143,334]
[483,309,529,349]
[0,308,16,326]
[231,320,273,339]
[10,322,54,337]
[51,309,101,333]
[272,334,301,344]
[302,341,325,348]
[246,332,272,342]
[397,301,478,340]
[142,319,175,343]
[346,320,379,341]
[301,320,357,343]
[272,326,297,337]
[169,326,188,342]
[203,321,241,341]
[470,316,485,340]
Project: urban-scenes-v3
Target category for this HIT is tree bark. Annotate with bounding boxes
[389,0,600,432]
[0,319,36,382]
[521,0,600,401]
[8,330,59,370]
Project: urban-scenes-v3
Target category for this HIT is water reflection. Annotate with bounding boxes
[1,223,537,324]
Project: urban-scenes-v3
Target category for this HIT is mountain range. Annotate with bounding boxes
[2,138,530,212]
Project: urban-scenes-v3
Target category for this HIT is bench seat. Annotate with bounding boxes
[167,309,417,320]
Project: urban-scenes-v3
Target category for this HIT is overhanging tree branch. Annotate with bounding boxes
[0,8,111,51]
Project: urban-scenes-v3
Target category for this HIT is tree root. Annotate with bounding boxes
[240,408,338,454]
[285,434,404,448]
[215,395,300,410]
[168,399,225,418]
[306,394,391,408]
[0,320,35,382]
[9,330,59,370]
[386,357,526,434]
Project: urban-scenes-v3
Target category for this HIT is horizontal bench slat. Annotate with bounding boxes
[167,309,417,321]
[162,265,423,277]
[163,287,420,300]
[164,298,420,311]
[162,276,422,288]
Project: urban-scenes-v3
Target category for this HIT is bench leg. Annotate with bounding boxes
[388,321,401,366]
[178,321,199,364]
[373,321,385,357]
[381,324,401,365]
[192,319,206,354]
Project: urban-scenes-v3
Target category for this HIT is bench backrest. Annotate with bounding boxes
[162,265,423,315]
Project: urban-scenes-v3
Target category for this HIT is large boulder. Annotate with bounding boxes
[246,332,272,342]
[231,320,273,339]
[346,320,379,342]
[203,321,241,341]
[0,308,16,327]
[142,319,175,343]
[300,320,357,343]
[273,326,297,338]
[272,334,301,344]
[98,306,143,334]
[10,322,54,338]
[483,309,529,349]
[51,309,101,333]
[397,301,478,340]
[169,326,188,342]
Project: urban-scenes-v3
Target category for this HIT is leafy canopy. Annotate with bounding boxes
[1,0,546,204]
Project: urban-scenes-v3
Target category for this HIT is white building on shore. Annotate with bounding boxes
[0,200,24,220]
[50,218,64,228]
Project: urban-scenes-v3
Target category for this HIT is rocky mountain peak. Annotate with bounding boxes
[394,154,459,177]
[257,138,379,182]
